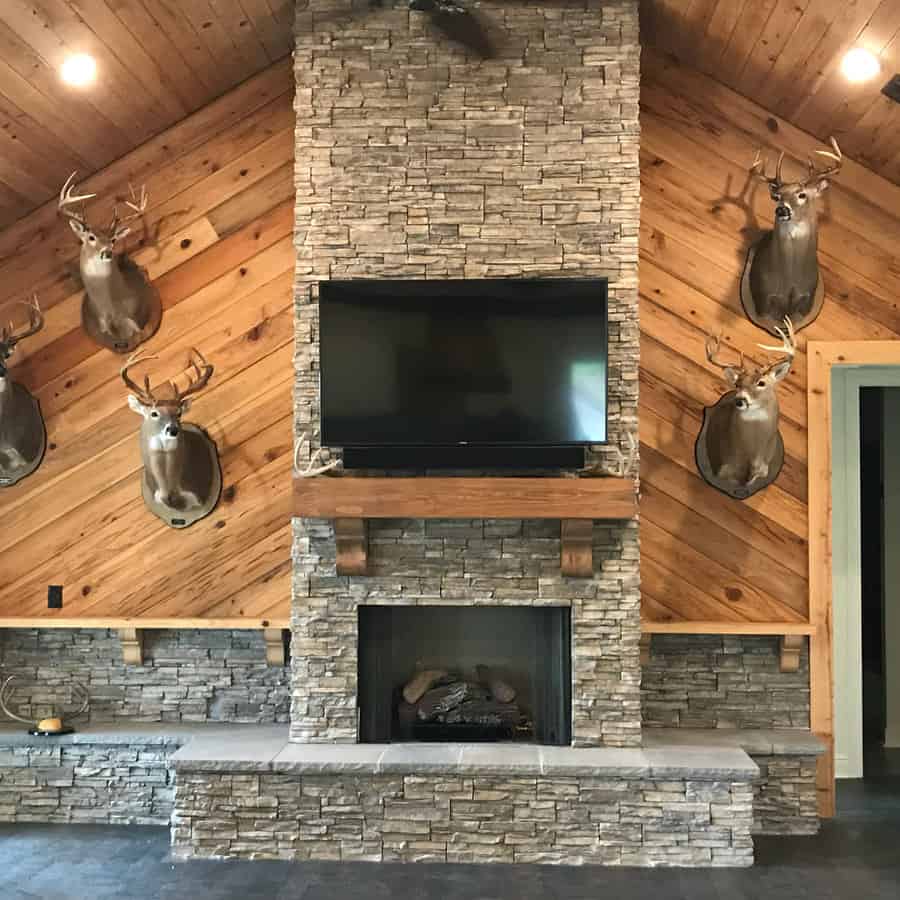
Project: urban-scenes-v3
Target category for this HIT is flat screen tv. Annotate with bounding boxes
[318,278,608,449]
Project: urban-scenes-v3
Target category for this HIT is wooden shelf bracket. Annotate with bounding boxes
[779,634,805,673]
[263,628,287,667]
[639,633,652,666]
[118,628,144,665]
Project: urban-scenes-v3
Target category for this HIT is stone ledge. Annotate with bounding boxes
[171,735,758,781]
[643,728,826,757]
[0,723,279,748]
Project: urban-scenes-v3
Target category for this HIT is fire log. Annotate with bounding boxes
[475,664,517,703]
[402,668,448,705]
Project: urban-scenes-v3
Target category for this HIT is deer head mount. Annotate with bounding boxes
[122,349,222,529]
[695,319,796,500]
[0,297,46,488]
[0,675,89,735]
[59,173,162,354]
[741,137,842,335]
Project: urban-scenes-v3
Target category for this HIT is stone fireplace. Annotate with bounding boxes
[166,2,793,866]
[291,0,642,750]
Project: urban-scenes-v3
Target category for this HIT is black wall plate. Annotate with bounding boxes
[883,74,900,104]
[48,585,63,609]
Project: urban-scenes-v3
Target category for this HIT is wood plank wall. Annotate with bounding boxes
[639,48,900,626]
[0,50,897,628]
[0,61,297,627]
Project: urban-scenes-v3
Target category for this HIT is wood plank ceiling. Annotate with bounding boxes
[0,0,294,228]
[641,0,900,185]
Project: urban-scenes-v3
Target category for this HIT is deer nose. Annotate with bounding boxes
[166,425,179,438]
[775,204,791,221]
[735,396,749,410]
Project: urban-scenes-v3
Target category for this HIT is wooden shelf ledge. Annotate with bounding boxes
[294,476,637,577]
[641,621,815,636]
[641,621,815,673]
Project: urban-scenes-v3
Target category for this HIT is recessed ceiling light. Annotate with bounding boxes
[60,54,97,87]
[841,47,880,83]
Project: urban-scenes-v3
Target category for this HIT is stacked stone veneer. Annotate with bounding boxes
[0,629,290,724]
[0,739,177,825]
[172,771,754,866]
[752,755,819,836]
[642,636,811,729]
[291,1,641,746]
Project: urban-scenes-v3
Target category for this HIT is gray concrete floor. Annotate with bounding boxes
[1,772,898,900]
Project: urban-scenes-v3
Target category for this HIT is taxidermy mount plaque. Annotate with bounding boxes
[58,173,162,353]
[695,319,795,501]
[122,348,222,529]
[741,137,842,335]
[0,297,46,487]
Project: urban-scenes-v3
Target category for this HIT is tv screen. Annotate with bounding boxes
[318,278,608,447]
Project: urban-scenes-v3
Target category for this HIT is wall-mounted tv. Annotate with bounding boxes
[318,278,608,451]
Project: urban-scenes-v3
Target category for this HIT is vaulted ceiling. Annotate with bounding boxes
[641,0,900,185]
[0,0,293,228]
[0,1,898,231]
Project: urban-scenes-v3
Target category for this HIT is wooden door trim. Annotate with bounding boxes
[808,341,900,816]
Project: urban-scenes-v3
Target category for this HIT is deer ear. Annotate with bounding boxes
[816,177,831,194]
[180,398,192,414]
[723,367,741,388]
[769,360,792,382]
[68,220,85,238]
[127,394,148,417]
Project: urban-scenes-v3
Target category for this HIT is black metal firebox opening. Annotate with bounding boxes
[358,605,572,745]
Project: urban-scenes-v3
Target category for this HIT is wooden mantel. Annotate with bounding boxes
[294,476,637,576]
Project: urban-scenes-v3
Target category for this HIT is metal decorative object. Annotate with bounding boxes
[741,137,842,335]
[59,173,162,353]
[695,319,796,500]
[0,298,46,488]
[0,675,89,735]
[122,348,222,529]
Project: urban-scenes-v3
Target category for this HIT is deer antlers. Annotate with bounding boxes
[0,675,90,728]
[705,318,796,383]
[58,172,96,227]
[750,136,842,190]
[757,316,797,365]
[705,332,745,376]
[59,172,149,243]
[0,296,43,349]
[121,348,213,408]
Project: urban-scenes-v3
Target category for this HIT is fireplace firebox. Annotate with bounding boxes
[358,605,571,745]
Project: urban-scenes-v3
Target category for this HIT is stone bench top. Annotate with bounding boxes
[170,733,759,780]
[643,728,826,757]
[0,722,273,748]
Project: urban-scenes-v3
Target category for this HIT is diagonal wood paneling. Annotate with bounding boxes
[1,47,898,631]
[0,62,296,627]
[0,0,294,228]
[641,0,900,186]
[639,46,900,626]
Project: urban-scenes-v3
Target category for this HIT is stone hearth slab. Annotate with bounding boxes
[172,733,759,781]
[642,728,826,757]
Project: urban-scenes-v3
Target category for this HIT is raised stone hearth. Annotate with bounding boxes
[170,736,757,866]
